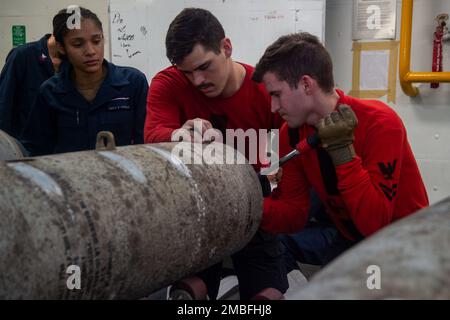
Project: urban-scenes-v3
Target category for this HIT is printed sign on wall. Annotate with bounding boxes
[12,25,26,47]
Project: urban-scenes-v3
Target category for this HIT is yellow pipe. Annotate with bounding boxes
[405,72,450,82]
[399,0,419,97]
[399,0,450,97]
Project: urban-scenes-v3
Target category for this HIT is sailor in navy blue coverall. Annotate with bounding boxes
[0,34,60,141]
[22,8,148,156]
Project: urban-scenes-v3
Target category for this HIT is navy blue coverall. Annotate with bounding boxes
[22,60,148,156]
[0,34,56,140]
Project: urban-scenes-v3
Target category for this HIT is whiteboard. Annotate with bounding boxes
[108,0,326,81]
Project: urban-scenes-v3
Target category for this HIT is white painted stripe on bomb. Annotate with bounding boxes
[8,162,63,196]
[98,151,147,184]
[145,145,192,178]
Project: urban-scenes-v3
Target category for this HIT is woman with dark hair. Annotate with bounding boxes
[23,7,148,155]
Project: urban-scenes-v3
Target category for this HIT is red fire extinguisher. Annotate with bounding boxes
[431,14,448,89]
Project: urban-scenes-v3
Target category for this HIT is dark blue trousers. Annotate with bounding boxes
[280,190,358,271]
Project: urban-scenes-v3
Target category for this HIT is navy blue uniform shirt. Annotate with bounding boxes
[0,34,56,140]
[22,60,148,156]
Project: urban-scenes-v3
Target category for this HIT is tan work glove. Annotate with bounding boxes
[316,104,358,166]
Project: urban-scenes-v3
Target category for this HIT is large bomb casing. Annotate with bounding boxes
[0,142,263,299]
[290,198,450,299]
[0,129,24,161]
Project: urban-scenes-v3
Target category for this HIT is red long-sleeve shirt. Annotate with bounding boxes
[144,63,283,169]
[262,89,429,239]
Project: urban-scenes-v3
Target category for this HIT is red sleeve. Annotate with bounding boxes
[260,126,311,234]
[336,116,408,236]
[144,74,181,143]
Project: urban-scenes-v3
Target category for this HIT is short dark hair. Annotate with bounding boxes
[165,8,225,65]
[252,33,335,92]
[53,6,103,45]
